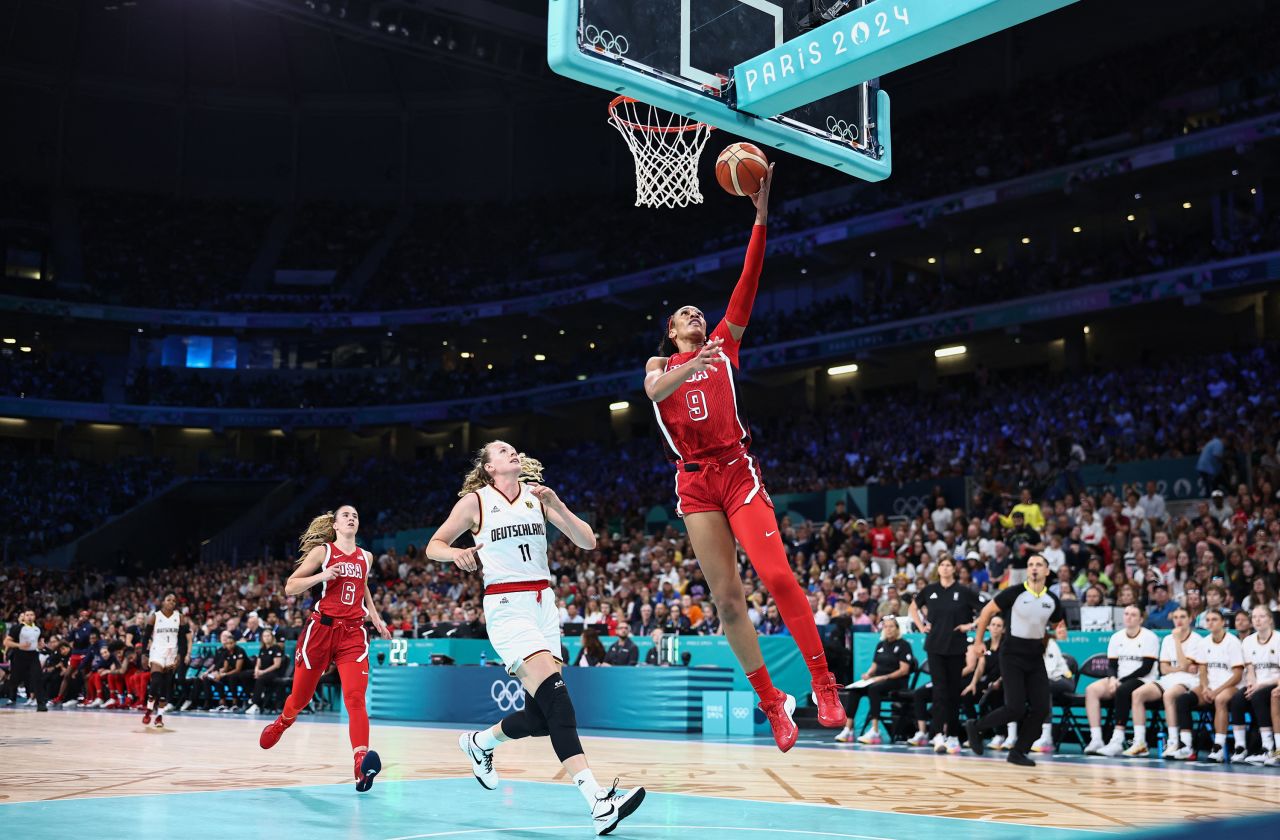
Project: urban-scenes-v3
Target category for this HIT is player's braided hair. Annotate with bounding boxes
[458,441,545,497]
[296,510,337,563]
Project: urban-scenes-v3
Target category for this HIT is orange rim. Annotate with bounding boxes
[608,95,712,135]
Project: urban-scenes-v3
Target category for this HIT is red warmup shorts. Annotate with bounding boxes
[295,614,369,672]
[674,450,774,517]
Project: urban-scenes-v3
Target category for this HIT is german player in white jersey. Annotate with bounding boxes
[1236,606,1279,764]
[1171,608,1243,762]
[1083,604,1159,756]
[141,593,187,729]
[427,441,645,836]
[1126,605,1204,758]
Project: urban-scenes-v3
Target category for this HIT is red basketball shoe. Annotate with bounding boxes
[759,691,798,753]
[354,749,381,792]
[259,715,293,749]
[810,672,847,728]
[142,708,152,726]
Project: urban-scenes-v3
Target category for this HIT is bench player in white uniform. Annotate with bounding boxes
[427,441,645,836]
[1236,605,1280,764]
[1083,604,1159,756]
[142,593,186,728]
[1124,605,1204,758]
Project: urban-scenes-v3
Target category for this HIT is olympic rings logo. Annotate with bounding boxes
[490,679,525,712]
[892,495,929,517]
[732,707,749,720]
[585,25,629,55]
[825,116,859,143]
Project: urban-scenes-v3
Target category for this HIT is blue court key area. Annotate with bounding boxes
[5,778,1104,840]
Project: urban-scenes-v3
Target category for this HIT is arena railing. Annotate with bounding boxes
[1,249,1276,428]
[1,112,1276,330]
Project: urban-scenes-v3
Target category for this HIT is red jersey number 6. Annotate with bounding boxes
[686,389,708,422]
[340,580,358,605]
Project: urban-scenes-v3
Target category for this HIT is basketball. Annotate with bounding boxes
[715,142,769,197]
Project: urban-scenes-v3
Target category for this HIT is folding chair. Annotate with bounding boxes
[1058,653,1110,747]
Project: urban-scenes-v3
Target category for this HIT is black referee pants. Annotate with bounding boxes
[926,651,966,738]
[7,652,45,705]
[975,650,1049,754]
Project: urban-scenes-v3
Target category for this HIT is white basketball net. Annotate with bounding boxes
[607,97,713,209]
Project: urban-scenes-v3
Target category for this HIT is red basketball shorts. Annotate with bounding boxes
[673,449,773,517]
[295,614,369,671]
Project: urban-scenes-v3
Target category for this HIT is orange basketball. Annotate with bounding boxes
[715,142,769,197]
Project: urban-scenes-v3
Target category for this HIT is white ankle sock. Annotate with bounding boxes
[1007,723,1017,739]
[1168,726,1179,746]
[1110,728,1125,743]
[1262,728,1275,751]
[1090,726,1102,742]
[1214,733,1227,747]
[1134,725,1146,744]
[1041,723,1052,739]
[474,728,500,750]
[1232,725,1246,746]
[1180,730,1192,747]
[573,769,601,806]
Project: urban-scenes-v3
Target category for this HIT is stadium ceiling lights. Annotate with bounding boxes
[934,345,966,358]
[827,363,859,376]
[1020,237,1031,244]
[927,257,937,264]
[534,354,547,361]
[18,345,32,353]
[1126,214,1135,222]
[1182,201,1193,209]
[609,401,630,412]
[2,337,14,344]
[1083,326,1091,335]
[972,247,983,255]
[1071,226,1082,233]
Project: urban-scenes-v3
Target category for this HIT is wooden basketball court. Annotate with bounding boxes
[4,708,1279,838]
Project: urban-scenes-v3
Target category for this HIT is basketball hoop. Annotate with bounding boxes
[607,96,713,209]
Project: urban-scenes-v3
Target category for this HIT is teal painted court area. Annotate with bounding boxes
[5,778,1102,840]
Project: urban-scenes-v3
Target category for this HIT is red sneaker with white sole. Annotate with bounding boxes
[259,715,293,749]
[759,691,798,753]
[142,709,152,726]
[810,672,847,728]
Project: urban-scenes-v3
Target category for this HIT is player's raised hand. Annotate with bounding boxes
[689,337,724,373]
[750,162,775,218]
[453,543,483,572]
[316,565,340,583]
[527,483,563,511]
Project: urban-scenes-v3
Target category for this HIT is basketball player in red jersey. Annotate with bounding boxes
[259,505,392,791]
[644,164,845,752]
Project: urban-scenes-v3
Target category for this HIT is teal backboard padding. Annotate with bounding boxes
[547,0,892,181]
[734,0,1080,116]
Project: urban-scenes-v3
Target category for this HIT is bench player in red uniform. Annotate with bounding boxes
[259,505,392,791]
[643,164,845,752]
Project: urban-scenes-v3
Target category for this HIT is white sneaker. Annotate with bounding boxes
[1244,752,1269,766]
[1231,746,1248,763]
[592,779,645,836]
[88,698,104,708]
[1206,747,1225,763]
[1264,749,1280,767]
[1122,742,1149,758]
[245,704,261,716]
[162,703,176,713]
[1100,738,1126,757]
[946,737,961,755]
[102,698,117,709]
[930,733,945,749]
[834,727,853,743]
[1083,739,1105,756]
[1030,736,1055,754]
[62,699,80,708]
[906,732,930,747]
[214,705,229,713]
[1171,745,1196,761]
[24,697,36,706]
[1161,742,1180,759]
[988,735,1006,750]
[459,732,499,791]
[180,700,193,711]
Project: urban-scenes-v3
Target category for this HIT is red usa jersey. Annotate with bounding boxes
[654,321,751,462]
[314,542,370,621]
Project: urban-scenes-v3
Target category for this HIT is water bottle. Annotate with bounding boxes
[1156,731,1165,757]
[1223,737,1231,764]
[480,651,487,668]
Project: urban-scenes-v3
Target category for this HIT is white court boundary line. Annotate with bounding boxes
[385,825,892,840]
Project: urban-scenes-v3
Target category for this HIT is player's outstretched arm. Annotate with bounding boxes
[426,494,484,572]
[723,162,774,341]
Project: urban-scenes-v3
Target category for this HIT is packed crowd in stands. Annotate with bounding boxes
[1,12,1277,313]
[0,348,103,402]
[0,453,175,560]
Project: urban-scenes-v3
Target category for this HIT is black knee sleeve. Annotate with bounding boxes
[534,675,583,762]
[500,690,549,740]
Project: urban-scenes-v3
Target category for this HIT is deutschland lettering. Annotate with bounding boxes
[490,523,545,541]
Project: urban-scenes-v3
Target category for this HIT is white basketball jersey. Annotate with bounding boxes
[150,609,181,659]
[473,484,551,587]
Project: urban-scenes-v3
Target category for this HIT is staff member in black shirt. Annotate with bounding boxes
[909,556,980,748]
[4,609,47,711]
[604,624,639,666]
[247,630,286,714]
[966,554,1067,766]
[833,616,914,744]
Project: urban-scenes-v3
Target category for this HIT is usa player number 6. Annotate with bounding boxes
[340,580,358,605]
[686,389,708,422]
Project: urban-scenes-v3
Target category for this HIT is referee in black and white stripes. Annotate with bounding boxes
[965,555,1067,766]
[4,609,47,711]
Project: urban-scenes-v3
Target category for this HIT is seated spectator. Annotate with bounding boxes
[604,624,639,666]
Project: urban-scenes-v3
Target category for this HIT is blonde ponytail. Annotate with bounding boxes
[457,441,546,497]
[297,511,337,563]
